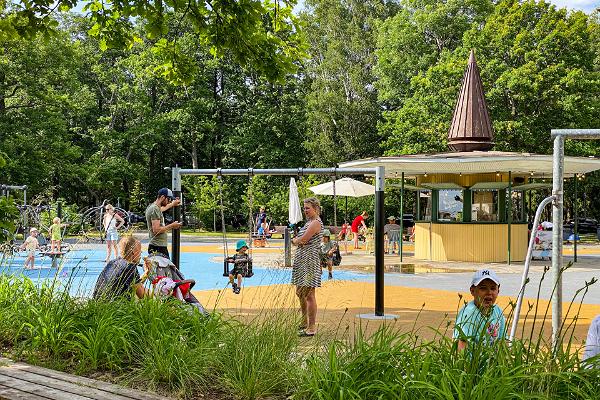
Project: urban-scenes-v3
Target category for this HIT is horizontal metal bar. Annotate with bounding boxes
[0,184,27,190]
[551,129,600,139]
[179,168,377,176]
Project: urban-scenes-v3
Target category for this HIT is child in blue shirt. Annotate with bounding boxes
[454,269,506,351]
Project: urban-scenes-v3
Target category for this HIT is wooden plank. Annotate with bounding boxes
[0,375,91,400]
[0,359,166,400]
[0,368,131,400]
[0,383,47,400]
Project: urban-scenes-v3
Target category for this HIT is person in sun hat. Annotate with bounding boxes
[384,216,401,254]
[145,187,181,259]
[453,269,506,351]
[226,239,252,294]
[20,227,40,269]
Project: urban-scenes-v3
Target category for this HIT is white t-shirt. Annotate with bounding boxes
[584,315,600,362]
[24,236,38,251]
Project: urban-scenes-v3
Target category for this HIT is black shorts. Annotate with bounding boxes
[148,244,170,259]
[229,268,248,278]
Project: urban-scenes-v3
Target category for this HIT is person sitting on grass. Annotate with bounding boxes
[320,229,338,280]
[226,240,251,294]
[20,227,40,269]
[92,236,151,300]
[454,269,506,351]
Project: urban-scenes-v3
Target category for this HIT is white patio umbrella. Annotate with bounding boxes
[289,178,303,225]
[309,177,375,224]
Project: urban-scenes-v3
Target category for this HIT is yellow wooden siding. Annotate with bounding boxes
[414,222,528,262]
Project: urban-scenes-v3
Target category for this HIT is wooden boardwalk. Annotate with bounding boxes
[0,358,167,400]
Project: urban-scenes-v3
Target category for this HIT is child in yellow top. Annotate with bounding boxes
[20,227,40,269]
[49,217,68,254]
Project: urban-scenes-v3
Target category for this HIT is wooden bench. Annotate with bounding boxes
[0,357,167,400]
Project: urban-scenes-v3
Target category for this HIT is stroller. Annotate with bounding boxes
[145,255,209,316]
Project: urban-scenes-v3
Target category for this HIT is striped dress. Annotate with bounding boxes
[291,218,324,288]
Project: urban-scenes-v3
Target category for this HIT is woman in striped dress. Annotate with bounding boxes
[291,197,324,337]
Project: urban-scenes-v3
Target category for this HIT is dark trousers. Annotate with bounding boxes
[148,244,170,259]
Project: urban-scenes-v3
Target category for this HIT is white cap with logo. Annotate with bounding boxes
[471,269,500,287]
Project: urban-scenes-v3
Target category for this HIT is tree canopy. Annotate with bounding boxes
[1,0,600,229]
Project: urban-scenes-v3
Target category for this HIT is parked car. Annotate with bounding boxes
[565,218,598,234]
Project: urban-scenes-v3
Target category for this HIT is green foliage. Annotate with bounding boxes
[2,270,600,399]
[302,0,397,166]
[377,0,600,159]
[0,196,19,242]
[5,0,305,83]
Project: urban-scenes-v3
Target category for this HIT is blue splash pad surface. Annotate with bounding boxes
[1,248,373,297]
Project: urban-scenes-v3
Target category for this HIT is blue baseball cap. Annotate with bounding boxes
[157,188,173,199]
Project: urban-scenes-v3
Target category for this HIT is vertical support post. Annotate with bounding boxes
[400,172,404,261]
[508,171,512,264]
[284,227,292,267]
[333,168,337,227]
[416,190,421,220]
[57,201,62,219]
[172,166,182,268]
[552,134,565,350]
[375,166,385,316]
[23,186,28,236]
[345,196,348,223]
[574,176,578,263]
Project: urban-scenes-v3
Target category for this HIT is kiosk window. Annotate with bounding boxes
[472,190,498,222]
[438,190,463,222]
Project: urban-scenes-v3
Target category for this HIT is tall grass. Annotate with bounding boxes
[1,265,600,399]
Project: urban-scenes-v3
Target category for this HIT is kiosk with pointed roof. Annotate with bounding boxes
[341,51,600,263]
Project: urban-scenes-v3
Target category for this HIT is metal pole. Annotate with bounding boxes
[400,172,404,261]
[508,171,512,264]
[23,186,28,235]
[284,228,292,267]
[551,134,565,349]
[509,195,556,342]
[375,166,385,316]
[574,176,578,263]
[332,169,337,227]
[172,166,182,268]
[179,168,376,176]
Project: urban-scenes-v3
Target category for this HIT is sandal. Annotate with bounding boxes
[298,330,316,337]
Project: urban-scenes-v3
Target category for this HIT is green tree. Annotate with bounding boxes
[378,0,600,157]
[302,0,398,166]
[4,0,304,83]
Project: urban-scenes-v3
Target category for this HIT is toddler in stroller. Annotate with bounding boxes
[145,255,208,315]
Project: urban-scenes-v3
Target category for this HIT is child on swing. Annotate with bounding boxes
[49,217,69,254]
[226,240,251,294]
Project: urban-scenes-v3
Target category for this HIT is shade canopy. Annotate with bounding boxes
[309,177,375,197]
[469,182,510,190]
[340,151,600,177]
[289,178,303,225]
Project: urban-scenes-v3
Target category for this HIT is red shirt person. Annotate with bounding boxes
[350,211,368,249]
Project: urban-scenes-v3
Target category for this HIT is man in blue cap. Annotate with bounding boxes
[145,187,181,259]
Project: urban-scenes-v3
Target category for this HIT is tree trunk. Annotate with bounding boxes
[191,139,198,169]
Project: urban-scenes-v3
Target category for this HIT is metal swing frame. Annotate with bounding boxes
[170,166,392,317]
[509,129,600,352]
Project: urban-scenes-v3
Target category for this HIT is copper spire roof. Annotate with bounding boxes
[448,50,494,152]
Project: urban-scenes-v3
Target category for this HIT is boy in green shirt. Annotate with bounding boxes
[454,269,506,351]
[145,188,181,259]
